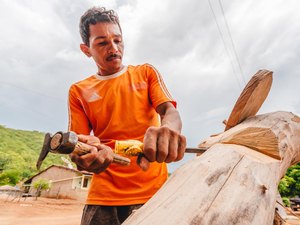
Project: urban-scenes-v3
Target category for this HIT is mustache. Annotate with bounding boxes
[107,54,121,60]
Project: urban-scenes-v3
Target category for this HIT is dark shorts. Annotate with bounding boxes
[80,204,143,225]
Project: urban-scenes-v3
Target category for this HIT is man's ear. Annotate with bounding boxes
[80,44,92,57]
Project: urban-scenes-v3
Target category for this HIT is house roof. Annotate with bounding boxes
[24,165,93,184]
[0,185,20,191]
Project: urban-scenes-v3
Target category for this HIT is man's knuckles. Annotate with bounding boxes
[143,147,157,162]
[165,151,178,163]
[156,149,168,163]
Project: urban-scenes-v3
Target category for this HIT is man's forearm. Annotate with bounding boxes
[157,102,182,133]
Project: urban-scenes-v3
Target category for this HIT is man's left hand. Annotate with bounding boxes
[141,125,186,170]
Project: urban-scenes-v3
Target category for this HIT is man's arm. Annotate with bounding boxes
[142,102,186,165]
[68,87,114,174]
[157,101,182,133]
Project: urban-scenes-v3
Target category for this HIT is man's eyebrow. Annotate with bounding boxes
[94,34,122,40]
[94,36,106,40]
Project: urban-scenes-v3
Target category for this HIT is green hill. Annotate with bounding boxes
[0,125,66,185]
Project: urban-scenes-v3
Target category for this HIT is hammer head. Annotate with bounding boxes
[36,131,78,170]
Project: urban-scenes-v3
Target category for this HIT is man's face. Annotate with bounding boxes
[82,22,124,76]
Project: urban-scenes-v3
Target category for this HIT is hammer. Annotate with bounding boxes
[36,131,131,170]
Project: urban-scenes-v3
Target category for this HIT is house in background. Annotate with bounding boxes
[24,165,92,202]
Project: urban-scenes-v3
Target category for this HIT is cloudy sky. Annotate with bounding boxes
[1,0,300,172]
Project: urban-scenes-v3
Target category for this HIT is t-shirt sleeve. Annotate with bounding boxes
[145,64,177,109]
[68,85,92,135]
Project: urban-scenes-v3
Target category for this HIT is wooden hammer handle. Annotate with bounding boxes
[73,142,131,166]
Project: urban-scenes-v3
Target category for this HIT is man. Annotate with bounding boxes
[68,7,186,225]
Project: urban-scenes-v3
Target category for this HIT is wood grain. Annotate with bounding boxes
[225,70,273,131]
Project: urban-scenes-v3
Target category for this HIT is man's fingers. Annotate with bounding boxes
[143,126,187,165]
[137,154,150,171]
[143,127,158,162]
[156,127,170,163]
[77,134,101,148]
[69,136,115,173]
[77,134,90,143]
[175,135,186,162]
[74,144,113,170]
[165,135,178,163]
[92,153,113,174]
[77,150,98,168]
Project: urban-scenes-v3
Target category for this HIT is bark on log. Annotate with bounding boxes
[123,111,300,225]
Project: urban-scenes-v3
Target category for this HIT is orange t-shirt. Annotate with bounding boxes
[68,64,176,205]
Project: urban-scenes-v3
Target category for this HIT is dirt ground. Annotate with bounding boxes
[285,210,300,225]
[0,194,84,225]
[2,193,300,225]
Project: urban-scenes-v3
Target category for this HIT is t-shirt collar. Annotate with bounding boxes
[94,66,127,80]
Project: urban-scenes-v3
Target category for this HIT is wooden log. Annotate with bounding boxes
[123,111,300,225]
[199,111,300,177]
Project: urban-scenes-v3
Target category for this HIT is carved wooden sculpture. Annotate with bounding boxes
[123,70,300,225]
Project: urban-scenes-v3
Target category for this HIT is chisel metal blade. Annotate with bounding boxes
[185,147,208,154]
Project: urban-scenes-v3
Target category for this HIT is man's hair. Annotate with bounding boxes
[79,7,121,46]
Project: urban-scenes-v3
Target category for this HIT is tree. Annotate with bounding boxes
[32,178,50,199]
[0,154,10,172]
[279,163,300,198]
[0,169,21,186]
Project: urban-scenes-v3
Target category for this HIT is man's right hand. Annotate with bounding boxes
[69,134,114,174]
